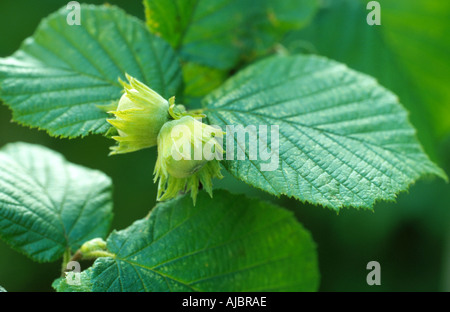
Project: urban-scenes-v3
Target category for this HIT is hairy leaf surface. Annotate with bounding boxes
[0,5,181,138]
[204,55,446,210]
[0,143,113,262]
[68,190,318,292]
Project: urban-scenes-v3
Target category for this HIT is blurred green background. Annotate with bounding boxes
[0,0,449,291]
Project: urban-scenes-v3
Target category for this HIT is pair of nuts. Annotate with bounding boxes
[107,74,223,204]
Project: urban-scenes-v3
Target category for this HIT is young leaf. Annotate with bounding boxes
[204,55,447,210]
[144,0,318,70]
[65,190,319,292]
[0,5,181,138]
[0,142,113,262]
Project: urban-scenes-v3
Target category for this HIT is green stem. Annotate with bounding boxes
[61,249,72,276]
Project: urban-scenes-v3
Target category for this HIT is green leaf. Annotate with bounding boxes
[0,142,113,262]
[283,0,450,142]
[382,0,450,137]
[144,0,318,70]
[204,55,447,210]
[0,285,6,292]
[68,190,318,292]
[0,5,182,138]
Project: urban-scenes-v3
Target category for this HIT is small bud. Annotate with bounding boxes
[79,238,107,255]
[78,238,115,260]
[154,116,224,204]
[107,74,170,155]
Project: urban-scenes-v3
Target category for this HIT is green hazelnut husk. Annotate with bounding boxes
[154,116,224,204]
[107,73,170,155]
